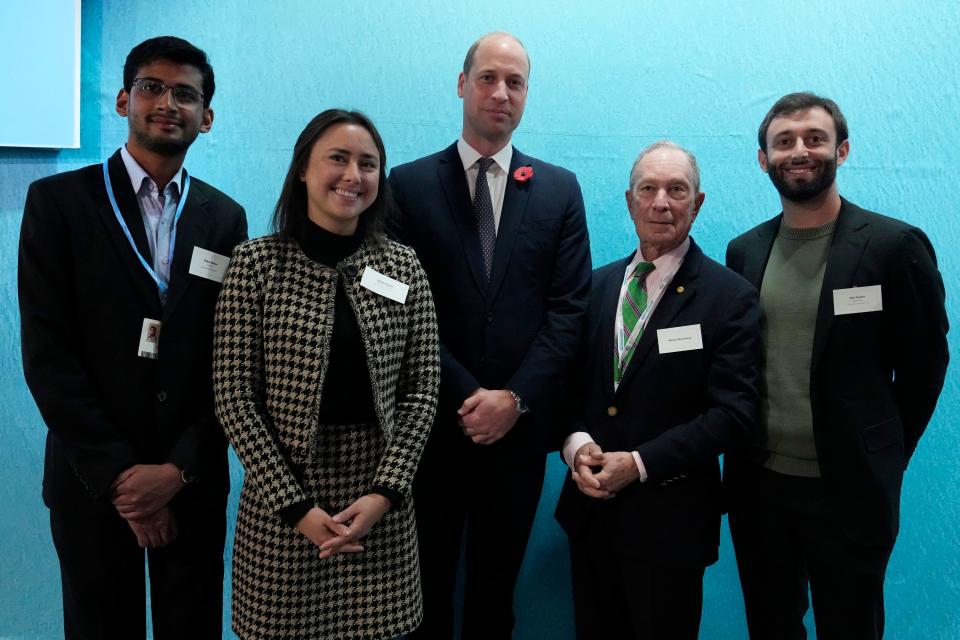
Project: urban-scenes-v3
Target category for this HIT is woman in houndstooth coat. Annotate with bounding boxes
[213,109,440,640]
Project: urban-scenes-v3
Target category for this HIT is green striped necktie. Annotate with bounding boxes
[614,261,656,385]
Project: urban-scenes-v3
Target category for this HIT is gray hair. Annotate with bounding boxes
[628,140,701,195]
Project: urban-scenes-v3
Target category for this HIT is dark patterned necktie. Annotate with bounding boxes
[473,157,496,279]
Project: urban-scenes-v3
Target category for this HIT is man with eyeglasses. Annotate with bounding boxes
[18,36,246,639]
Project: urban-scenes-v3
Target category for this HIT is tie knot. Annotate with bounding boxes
[477,157,494,173]
[633,261,655,278]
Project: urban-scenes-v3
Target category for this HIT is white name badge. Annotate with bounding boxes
[188,247,230,283]
[138,318,161,359]
[360,267,409,304]
[833,285,883,316]
[657,324,704,354]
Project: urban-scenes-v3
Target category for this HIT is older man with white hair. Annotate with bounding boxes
[555,141,760,639]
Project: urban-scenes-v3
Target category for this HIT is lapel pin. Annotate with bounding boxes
[676,285,685,293]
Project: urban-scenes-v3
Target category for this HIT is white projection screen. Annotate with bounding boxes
[0,0,81,148]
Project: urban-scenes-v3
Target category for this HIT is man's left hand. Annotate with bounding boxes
[594,452,640,494]
[111,463,183,520]
[458,388,521,445]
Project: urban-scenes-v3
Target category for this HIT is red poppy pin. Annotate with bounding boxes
[513,166,534,183]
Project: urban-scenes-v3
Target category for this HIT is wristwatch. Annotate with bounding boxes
[506,389,530,415]
[179,467,199,485]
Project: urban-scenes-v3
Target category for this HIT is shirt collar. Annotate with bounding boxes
[626,236,691,280]
[120,144,184,196]
[457,136,513,175]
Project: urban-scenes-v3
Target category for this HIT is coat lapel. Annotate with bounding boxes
[741,216,780,290]
[811,200,870,371]
[95,150,162,309]
[163,178,213,320]
[437,144,489,296]
[615,240,704,393]
[487,148,532,303]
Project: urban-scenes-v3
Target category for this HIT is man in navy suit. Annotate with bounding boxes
[726,92,948,639]
[19,37,246,639]
[389,31,591,639]
[555,141,760,639]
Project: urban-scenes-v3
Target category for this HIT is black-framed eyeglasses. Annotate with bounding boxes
[131,78,204,106]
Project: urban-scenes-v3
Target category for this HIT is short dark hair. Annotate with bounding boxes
[462,31,531,77]
[757,92,848,152]
[271,109,393,244]
[124,36,215,108]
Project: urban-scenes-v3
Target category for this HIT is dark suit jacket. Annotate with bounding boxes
[725,198,948,547]
[555,239,760,568]
[19,149,247,509]
[388,143,591,453]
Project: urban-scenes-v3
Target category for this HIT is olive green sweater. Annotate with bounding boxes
[754,219,836,477]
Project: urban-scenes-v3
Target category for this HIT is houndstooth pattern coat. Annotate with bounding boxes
[213,233,440,639]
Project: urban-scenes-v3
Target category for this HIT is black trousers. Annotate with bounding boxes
[408,427,546,640]
[728,463,892,640]
[567,514,705,640]
[49,485,226,640]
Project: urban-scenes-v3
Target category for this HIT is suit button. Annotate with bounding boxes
[345,265,358,278]
[607,406,617,417]
[157,391,168,402]
[485,313,494,324]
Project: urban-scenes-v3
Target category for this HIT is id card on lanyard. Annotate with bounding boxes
[102,159,191,299]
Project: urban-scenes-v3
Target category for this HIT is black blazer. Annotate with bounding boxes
[388,143,591,453]
[19,150,247,509]
[555,239,760,568]
[556,240,760,567]
[725,198,948,547]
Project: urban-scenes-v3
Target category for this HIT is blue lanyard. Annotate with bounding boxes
[102,159,190,297]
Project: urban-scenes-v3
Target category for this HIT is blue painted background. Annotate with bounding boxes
[1,1,958,638]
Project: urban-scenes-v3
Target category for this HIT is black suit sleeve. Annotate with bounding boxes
[19,181,138,499]
[634,282,761,481]
[506,176,591,413]
[164,206,248,478]
[889,227,948,460]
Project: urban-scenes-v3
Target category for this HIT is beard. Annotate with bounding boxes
[132,129,194,156]
[130,117,198,157]
[767,156,837,202]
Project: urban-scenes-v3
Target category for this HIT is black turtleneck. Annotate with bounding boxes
[300,220,376,424]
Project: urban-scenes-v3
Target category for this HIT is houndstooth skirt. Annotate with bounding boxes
[231,422,422,639]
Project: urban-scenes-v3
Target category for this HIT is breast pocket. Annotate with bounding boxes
[518,217,562,234]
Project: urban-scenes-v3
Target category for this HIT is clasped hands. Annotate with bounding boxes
[110,462,184,548]
[458,388,520,445]
[297,493,391,559]
[571,442,639,499]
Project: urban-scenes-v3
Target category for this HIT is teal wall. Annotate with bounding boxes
[1,1,958,637]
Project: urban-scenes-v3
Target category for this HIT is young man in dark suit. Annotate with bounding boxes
[388,31,591,639]
[555,141,760,639]
[725,92,948,639]
[19,36,247,639]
